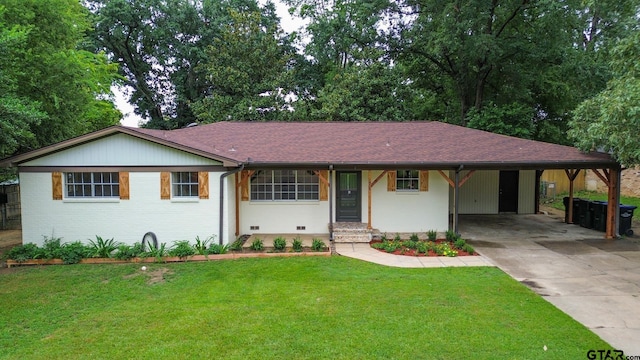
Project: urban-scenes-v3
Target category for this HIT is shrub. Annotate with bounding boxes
[427,230,437,241]
[230,238,244,251]
[445,230,459,242]
[462,244,475,255]
[60,241,91,264]
[409,233,419,242]
[311,238,326,252]
[88,236,121,258]
[292,237,303,252]
[193,236,212,255]
[273,237,287,252]
[416,241,430,254]
[143,242,167,260]
[169,240,196,258]
[208,243,230,255]
[454,238,466,250]
[383,241,400,253]
[41,236,64,259]
[404,240,418,250]
[250,238,264,251]
[5,243,40,262]
[394,233,402,241]
[434,242,458,257]
[114,243,144,260]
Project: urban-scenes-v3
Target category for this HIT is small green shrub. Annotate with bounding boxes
[169,240,196,258]
[462,244,475,255]
[383,241,400,253]
[143,242,167,261]
[60,241,91,264]
[454,237,466,249]
[292,237,303,252]
[394,233,402,241]
[193,236,212,255]
[273,237,287,252]
[41,236,63,259]
[416,241,429,254]
[404,240,418,250]
[445,230,459,242]
[409,233,419,242]
[114,243,144,260]
[427,230,437,241]
[311,238,326,252]
[380,233,388,241]
[371,242,386,250]
[250,238,264,251]
[6,243,40,262]
[230,238,244,251]
[208,243,230,255]
[434,242,458,257]
[88,236,121,258]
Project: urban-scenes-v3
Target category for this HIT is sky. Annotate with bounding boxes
[117,0,306,127]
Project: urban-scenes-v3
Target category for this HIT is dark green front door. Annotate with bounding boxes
[336,171,361,222]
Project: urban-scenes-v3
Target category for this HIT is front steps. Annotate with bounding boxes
[331,222,376,243]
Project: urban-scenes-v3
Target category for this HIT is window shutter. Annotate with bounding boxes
[419,171,429,192]
[52,172,63,200]
[160,172,171,199]
[241,170,250,201]
[387,171,396,192]
[198,172,209,199]
[119,172,130,200]
[318,170,329,201]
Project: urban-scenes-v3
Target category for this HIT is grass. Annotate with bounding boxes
[544,190,640,227]
[0,257,612,359]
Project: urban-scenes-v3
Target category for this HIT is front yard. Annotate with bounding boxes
[0,256,612,359]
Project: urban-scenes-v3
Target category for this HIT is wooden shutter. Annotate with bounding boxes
[318,170,329,201]
[241,170,250,201]
[198,172,209,199]
[387,171,396,192]
[119,172,130,200]
[52,172,63,200]
[160,172,171,199]
[419,171,429,192]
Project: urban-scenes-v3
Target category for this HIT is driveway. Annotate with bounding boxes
[460,213,640,355]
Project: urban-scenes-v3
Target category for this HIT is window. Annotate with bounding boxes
[66,172,119,198]
[172,172,198,197]
[251,170,319,201]
[396,170,419,191]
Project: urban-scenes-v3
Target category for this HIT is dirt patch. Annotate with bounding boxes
[0,230,21,254]
[145,267,173,285]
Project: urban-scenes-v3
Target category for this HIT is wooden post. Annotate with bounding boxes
[235,173,240,236]
[606,168,619,239]
[368,171,372,230]
[563,169,580,224]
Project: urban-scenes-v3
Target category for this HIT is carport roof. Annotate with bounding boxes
[1,121,619,170]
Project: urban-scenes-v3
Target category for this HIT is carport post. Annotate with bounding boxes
[453,168,460,235]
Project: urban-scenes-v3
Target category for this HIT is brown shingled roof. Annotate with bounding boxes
[129,121,617,170]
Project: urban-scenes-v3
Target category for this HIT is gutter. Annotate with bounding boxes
[219,163,245,245]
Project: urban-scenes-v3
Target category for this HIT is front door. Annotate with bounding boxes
[499,171,519,213]
[336,171,361,222]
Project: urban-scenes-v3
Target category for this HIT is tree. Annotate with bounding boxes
[2,0,120,151]
[569,30,640,166]
[190,10,295,122]
[88,0,283,128]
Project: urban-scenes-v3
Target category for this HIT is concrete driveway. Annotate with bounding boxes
[459,213,640,355]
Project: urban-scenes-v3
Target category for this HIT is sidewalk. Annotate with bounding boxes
[334,242,493,268]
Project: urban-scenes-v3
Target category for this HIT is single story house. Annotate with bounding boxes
[0,121,621,246]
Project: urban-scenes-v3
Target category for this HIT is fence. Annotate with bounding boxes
[1,181,21,230]
[540,169,585,199]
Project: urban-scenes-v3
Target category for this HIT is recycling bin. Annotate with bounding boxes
[619,205,637,236]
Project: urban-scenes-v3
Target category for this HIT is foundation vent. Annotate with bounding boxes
[296,226,306,230]
[250,225,259,230]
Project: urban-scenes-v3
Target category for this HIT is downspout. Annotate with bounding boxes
[219,163,245,245]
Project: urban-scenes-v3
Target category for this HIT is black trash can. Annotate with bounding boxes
[563,197,582,224]
[578,199,594,228]
[591,201,607,232]
[619,205,637,236]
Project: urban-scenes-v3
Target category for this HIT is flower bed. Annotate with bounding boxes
[370,233,476,257]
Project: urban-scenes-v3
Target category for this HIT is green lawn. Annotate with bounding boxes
[0,257,611,359]
[545,190,640,211]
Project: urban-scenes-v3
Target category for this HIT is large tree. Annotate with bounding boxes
[2,0,120,152]
[569,29,640,166]
[88,0,283,128]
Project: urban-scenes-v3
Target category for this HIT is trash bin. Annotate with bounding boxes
[563,197,582,224]
[578,199,594,228]
[619,205,637,236]
[591,201,607,232]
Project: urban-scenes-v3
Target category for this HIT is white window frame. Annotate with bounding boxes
[65,172,119,198]
[250,170,319,201]
[396,170,419,192]
[172,172,199,198]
